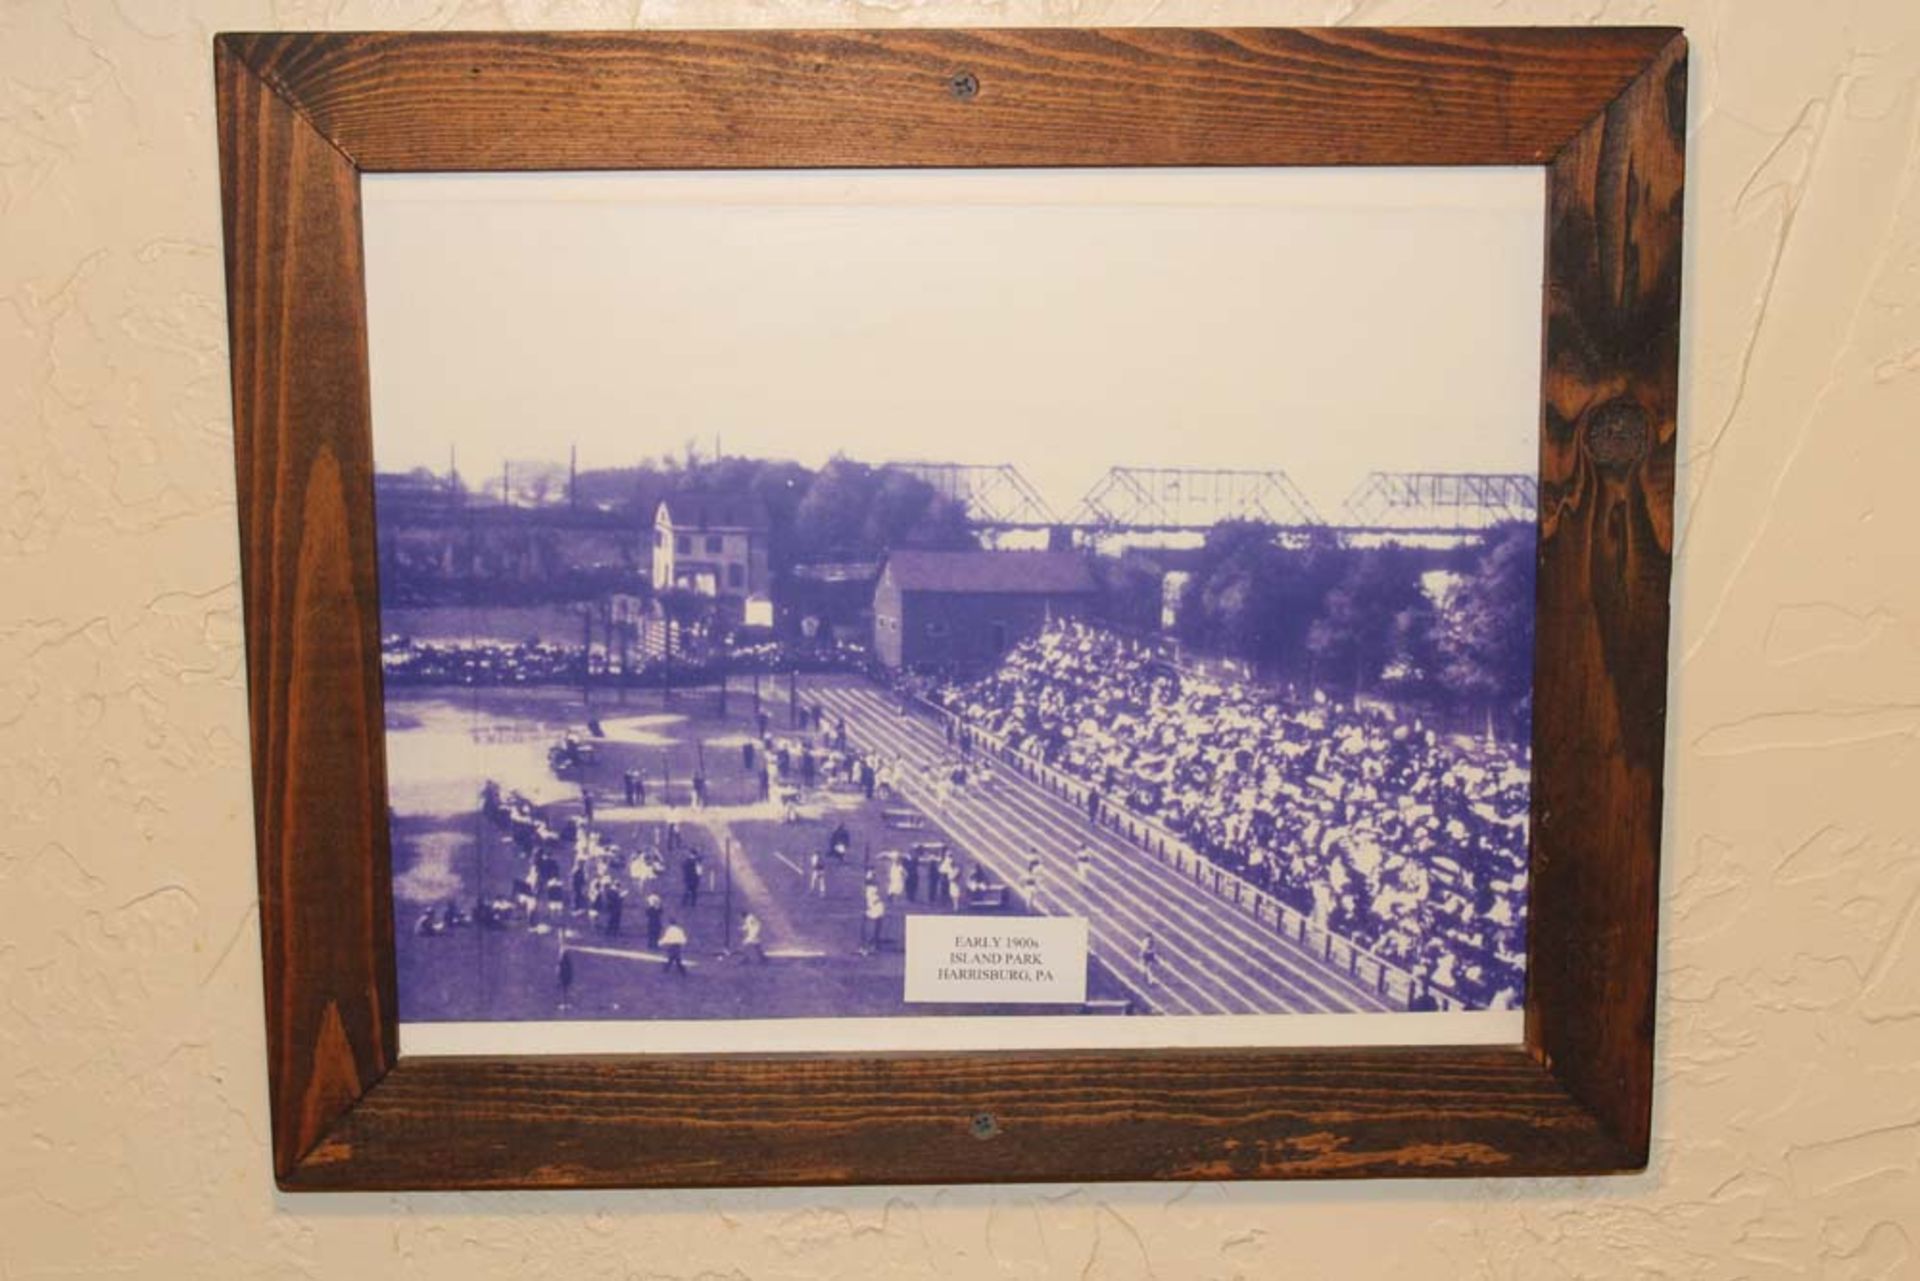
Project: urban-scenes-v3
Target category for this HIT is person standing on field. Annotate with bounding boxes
[862,884,887,954]
[680,850,701,907]
[660,919,689,977]
[1022,858,1044,915]
[739,911,768,964]
[937,851,958,908]
[644,892,664,949]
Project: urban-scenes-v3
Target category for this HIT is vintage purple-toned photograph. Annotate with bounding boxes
[365,168,1541,1050]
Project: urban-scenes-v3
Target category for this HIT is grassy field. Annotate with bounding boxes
[388,679,1135,1023]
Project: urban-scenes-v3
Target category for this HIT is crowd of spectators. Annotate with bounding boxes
[721,639,869,673]
[380,633,870,687]
[933,620,1530,1010]
[382,635,586,686]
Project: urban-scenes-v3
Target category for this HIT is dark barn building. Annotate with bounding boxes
[873,550,1097,671]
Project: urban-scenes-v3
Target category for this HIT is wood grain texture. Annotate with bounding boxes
[210,27,1685,1188]
[219,27,1678,172]
[288,1047,1632,1189]
[215,40,398,1181]
[1530,35,1687,1162]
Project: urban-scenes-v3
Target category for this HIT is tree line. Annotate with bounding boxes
[1167,520,1534,739]
[672,451,983,572]
[380,455,976,605]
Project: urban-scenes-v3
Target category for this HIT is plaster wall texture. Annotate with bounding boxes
[2,1,1917,1278]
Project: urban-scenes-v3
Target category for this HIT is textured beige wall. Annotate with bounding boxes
[3,1,1917,1277]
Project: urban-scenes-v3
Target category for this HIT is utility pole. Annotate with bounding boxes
[615,603,627,706]
[601,598,614,707]
[580,604,592,710]
[474,771,488,1007]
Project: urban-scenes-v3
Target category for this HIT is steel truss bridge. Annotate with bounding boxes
[884,463,1535,536]
[1073,467,1323,531]
[1340,471,1539,531]
[885,462,1057,528]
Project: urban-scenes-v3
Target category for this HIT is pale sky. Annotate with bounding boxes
[363,167,1543,520]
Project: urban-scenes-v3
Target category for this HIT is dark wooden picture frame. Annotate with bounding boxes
[214,26,1684,1189]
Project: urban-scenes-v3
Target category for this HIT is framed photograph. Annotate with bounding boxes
[215,26,1685,1189]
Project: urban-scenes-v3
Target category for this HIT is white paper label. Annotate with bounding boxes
[903,916,1089,1005]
